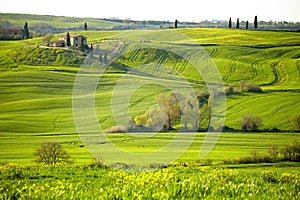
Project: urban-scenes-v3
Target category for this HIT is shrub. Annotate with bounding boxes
[289,113,300,131]
[239,80,262,93]
[104,125,125,133]
[246,82,263,92]
[268,144,279,160]
[239,113,262,131]
[88,158,108,168]
[34,141,72,166]
[225,85,234,95]
[281,141,300,162]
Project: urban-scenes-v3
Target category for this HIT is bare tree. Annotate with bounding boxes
[34,141,71,166]
[239,113,262,131]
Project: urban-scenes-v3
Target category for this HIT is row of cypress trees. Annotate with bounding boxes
[229,16,258,29]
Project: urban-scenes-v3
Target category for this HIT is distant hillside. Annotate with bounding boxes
[0,13,172,35]
[1,13,299,36]
[0,13,126,34]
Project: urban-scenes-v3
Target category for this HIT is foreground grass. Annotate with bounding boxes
[1,163,299,199]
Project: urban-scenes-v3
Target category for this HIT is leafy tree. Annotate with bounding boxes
[239,113,262,131]
[254,16,258,29]
[246,21,249,29]
[66,32,71,47]
[175,19,178,28]
[34,141,71,166]
[236,18,239,29]
[157,93,181,130]
[229,17,232,28]
[181,96,199,130]
[23,22,29,39]
[290,113,300,131]
[281,141,300,161]
[41,34,54,46]
[84,22,88,31]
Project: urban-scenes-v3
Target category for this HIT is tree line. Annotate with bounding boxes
[228,16,258,29]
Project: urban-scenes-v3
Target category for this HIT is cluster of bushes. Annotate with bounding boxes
[223,141,300,164]
[11,47,87,67]
[225,80,263,96]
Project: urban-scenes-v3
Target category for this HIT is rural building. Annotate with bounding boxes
[48,40,66,47]
[59,34,87,48]
[0,28,24,40]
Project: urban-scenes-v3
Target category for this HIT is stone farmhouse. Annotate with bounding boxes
[49,34,87,48]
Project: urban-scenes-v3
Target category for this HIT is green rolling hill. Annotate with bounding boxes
[0,27,299,164]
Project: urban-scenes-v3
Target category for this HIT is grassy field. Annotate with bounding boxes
[0,24,300,198]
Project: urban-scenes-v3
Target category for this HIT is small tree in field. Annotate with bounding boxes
[290,113,300,131]
[236,18,240,29]
[84,22,88,31]
[246,21,249,29]
[34,141,71,166]
[239,113,262,131]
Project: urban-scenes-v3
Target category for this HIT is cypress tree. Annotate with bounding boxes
[246,21,249,29]
[236,18,239,29]
[24,22,29,39]
[175,19,178,28]
[254,16,258,29]
[66,32,71,47]
[229,17,232,28]
[84,22,87,31]
[90,44,93,58]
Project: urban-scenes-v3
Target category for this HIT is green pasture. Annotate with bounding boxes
[0,28,299,166]
[0,132,299,165]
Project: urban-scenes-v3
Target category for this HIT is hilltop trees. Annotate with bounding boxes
[23,22,29,39]
[246,21,249,29]
[254,16,258,29]
[236,18,240,29]
[229,17,232,28]
[175,19,178,28]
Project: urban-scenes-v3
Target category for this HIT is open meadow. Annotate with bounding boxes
[0,26,300,198]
